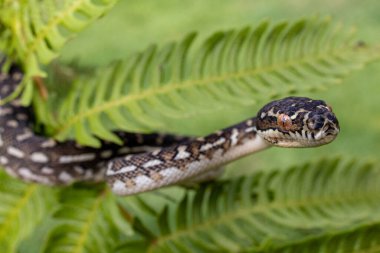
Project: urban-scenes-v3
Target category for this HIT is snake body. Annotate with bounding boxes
[0,62,340,196]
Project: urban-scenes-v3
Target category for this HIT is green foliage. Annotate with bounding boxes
[36,17,379,147]
[41,187,132,253]
[2,158,380,252]
[0,0,117,104]
[117,157,380,252]
[268,223,380,253]
[0,173,57,253]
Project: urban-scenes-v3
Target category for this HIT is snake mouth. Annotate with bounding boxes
[314,122,340,140]
[265,135,338,148]
[260,125,339,148]
[312,130,339,146]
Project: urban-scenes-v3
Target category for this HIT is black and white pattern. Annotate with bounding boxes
[0,62,190,186]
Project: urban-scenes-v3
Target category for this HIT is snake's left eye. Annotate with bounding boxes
[277,114,292,130]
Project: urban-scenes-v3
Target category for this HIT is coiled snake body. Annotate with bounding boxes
[0,63,340,196]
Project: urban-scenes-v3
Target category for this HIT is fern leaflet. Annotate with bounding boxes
[0,171,57,253]
[0,0,118,104]
[41,186,133,253]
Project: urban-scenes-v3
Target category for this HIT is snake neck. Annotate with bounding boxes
[107,118,270,195]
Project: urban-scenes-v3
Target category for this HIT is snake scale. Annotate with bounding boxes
[0,61,340,196]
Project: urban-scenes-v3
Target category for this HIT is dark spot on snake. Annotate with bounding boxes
[326,112,339,126]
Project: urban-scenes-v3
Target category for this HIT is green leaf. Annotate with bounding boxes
[0,0,118,104]
[263,223,380,253]
[118,157,380,252]
[41,186,133,253]
[44,17,380,147]
[0,170,57,253]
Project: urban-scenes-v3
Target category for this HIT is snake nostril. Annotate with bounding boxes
[327,112,339,127]
[307,115,325,130]
[327,122,339,133]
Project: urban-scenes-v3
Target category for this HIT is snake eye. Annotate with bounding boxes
[277,114,292,130]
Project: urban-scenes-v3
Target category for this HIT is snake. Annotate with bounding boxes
[0,61,340,196]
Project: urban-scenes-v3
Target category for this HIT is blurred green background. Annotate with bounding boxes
[60,0,380,177]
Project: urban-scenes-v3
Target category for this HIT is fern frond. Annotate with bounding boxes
[0,0,117,104]
[0,171,57,253]
[267,223,380,253]
[41,187,132,253]
[45,17,379,147]
[117,157,380,252]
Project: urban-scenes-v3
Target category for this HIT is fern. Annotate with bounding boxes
[0,0,118,104]
[39,186,132,253]
[116,157,380,252]
[37,17,380,147]
[0,172,57,253]
[1,157,380,252]
[265,223,380,253]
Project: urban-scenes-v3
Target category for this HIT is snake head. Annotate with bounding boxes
[255,97,340,148]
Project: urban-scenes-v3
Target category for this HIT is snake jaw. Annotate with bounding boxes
[261,132,338,148]
[312,129,339,145]
[261,127,339,148]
